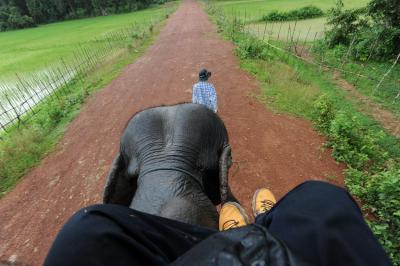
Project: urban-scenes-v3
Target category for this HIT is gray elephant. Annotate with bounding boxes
[103,103,235,229]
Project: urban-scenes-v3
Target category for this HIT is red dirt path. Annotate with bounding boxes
[0,1,345,265]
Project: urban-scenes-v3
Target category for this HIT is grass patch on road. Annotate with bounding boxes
[0,5,176,197]
[0,3,175,79]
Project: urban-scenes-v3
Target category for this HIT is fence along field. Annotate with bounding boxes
[0,6,173,133]
[245,19,400,120]
[221,9,400,136]
[215,0,400,120]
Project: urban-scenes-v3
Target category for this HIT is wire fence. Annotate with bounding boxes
[211,4,400,105]
[0,11,170,133]
[244,21,400,91]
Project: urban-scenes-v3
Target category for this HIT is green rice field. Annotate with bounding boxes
[0,3,176,79]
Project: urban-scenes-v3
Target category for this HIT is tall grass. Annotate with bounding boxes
[312,43,400,116]
[241,59,320,117]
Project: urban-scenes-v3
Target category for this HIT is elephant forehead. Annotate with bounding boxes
[125,106,228,145]
[134,139,204,158]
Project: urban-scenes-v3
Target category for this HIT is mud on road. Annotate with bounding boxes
[0,1,344,265]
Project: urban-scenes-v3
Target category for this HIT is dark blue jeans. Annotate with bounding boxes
[44,181,391,265]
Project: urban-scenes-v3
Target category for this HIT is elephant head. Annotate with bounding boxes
[103,103,235,228]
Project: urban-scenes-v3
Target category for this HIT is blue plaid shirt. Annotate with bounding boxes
[192,81,218,112]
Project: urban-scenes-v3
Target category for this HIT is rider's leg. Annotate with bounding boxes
[254,181,391,266]
[44,204,216,266]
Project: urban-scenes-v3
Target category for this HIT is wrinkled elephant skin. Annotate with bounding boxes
[103,103,231,228]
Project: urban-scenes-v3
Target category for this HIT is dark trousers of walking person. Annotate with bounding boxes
[44,181,392,266]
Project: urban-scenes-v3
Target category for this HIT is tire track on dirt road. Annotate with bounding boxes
[0,1,344,265]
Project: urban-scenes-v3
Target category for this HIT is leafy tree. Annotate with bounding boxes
[0,0,164,31]
[0,2,34,30]
[7,5,33,28]
[325,0,399,59]
[325,0,368,46]
[368,0,400,28]
[91,0,108,15]
[368,0,400,57]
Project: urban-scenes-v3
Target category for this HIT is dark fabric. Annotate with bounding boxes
[171,225,306,266]
[255,181,391,266]
[44,181,391,266]
[44,204,215,266]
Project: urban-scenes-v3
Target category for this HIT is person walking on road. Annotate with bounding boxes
[192,69,218,113]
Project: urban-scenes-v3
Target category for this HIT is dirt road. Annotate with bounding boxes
[0,1,344,265]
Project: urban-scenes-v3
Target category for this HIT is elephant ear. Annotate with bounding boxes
[103,153,138,205]
[202,145,237,205]
[219,145,238,204]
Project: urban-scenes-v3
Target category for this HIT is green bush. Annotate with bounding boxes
[263,11,287,22]
[0,5,34,31]
[325,0,400,60]
[313,94,399,264]
[353,26,400,61]
[263,6,324,22]
[313,95,388,169]
[236,36,268,60]
[313,94,336,133]
[346,166,400,264]
[325,1,367,47]
[50,105,70,126]
[369,0,400,28]
[328,112,387,169]
[290,6,324,20]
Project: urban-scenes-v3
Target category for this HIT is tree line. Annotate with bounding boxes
[0,0,164,31]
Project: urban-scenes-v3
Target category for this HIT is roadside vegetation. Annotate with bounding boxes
[216,0,371,54]
[0,2,177,197]
[207,1,399,263]
[312,0,400,116]
[263,6,324,22]
[313,43,400,116]
[324,0,399,60]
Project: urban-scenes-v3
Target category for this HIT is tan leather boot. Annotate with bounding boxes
[219,202,250,231]
[252,188,276,217]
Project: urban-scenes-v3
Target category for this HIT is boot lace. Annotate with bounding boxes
[222,219,239,230]
[260,199,275,213]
